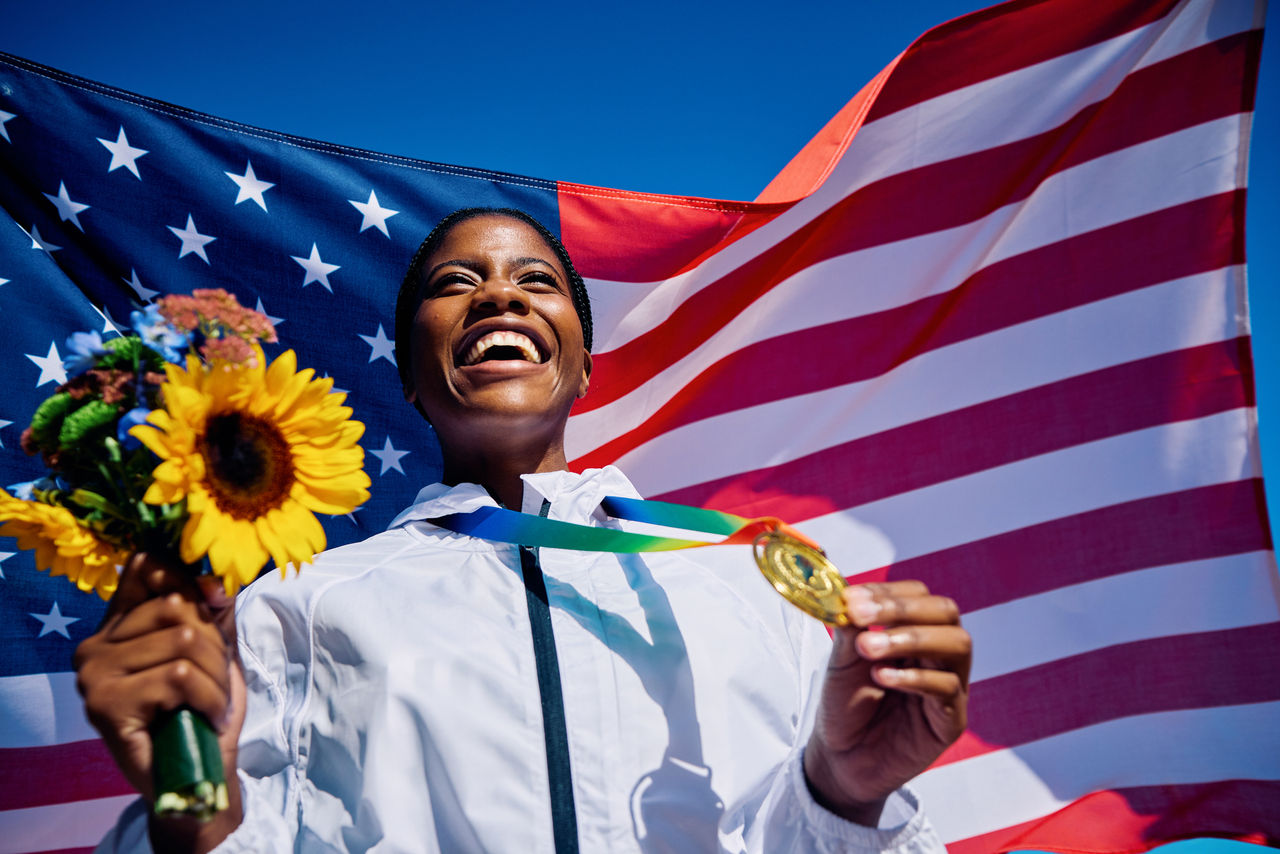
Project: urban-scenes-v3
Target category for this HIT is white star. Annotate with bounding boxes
[27,341,67,386]
[359,324,395,365]
[255,297,284,328]
[321,373,348,395]
[30,601,79,639]
[0,276,8,287]
[349,190,398,238]
[291,244,340,291]
[123,268,159,302]
[226,161,274,211]
[28,224,62,254]
[0,551,13,579]
[370,436,408,476]
[168,214,216,263]
[0,418,11,448]
[42,182,90,232]
[97,126,148,178]
[0,110,15,143]
[97,303,125,336]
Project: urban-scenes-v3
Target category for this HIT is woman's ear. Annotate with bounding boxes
[577,351,592,399]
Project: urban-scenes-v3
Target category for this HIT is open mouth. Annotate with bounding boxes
[459,330,545,366]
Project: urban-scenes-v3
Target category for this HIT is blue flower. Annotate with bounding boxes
[117,407,152,450]
[63,330,107,376]
[130,305,190,364]
[6,477,55,500]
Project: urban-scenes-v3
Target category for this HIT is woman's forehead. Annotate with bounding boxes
[428,215,563,271]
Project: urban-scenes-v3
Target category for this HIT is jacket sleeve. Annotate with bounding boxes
[92,588,307,854]
[743,607,947,853]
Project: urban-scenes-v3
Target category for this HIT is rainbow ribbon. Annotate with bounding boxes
[430,496,822,554]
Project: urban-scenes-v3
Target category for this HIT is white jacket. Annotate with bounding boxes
[97,467,944,853]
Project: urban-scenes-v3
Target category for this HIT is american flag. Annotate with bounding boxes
[0,0,1274,851]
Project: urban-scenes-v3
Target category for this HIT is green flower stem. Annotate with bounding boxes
[151,707,228,821]
[69,489,130,521]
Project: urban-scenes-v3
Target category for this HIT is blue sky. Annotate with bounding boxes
[2,1,1273,850]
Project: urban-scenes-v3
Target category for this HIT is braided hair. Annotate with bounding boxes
[394,208,593,398]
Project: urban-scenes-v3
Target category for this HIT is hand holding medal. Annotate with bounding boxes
[804,581,972,825]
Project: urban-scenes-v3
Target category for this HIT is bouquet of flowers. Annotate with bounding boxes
[0,289,371,818]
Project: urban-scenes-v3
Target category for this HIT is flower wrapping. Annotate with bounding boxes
[0,289,371,819]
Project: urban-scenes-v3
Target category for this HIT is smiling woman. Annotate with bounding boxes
[74,207,974,854]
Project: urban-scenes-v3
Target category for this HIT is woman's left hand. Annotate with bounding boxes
[803,580,972,826]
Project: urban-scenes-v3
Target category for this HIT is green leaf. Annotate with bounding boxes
[58,399,118,447]
[29,392,75,450]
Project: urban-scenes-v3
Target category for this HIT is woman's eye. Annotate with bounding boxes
[520,271,558,290]
[428,274,475,296]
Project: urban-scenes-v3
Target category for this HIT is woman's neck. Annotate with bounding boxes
[440,439,568,511]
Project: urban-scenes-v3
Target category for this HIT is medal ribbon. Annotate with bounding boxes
[430,495,822,554]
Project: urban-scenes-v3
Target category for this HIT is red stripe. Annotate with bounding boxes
[938,621,1280,766]
[572,192,1246,470]
[947,779,1280,853]
[754,61,898,205]
[643,337,1253,524]
[0,739,132,810]
[577,33,1256,412]
[880,479,1272,615]
[867,0,1182,121]
[558,188,790,283]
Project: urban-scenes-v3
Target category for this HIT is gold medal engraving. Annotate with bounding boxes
[752,531,849,626]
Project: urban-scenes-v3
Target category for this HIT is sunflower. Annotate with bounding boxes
[131,345,371,593]
[0,490,126,599]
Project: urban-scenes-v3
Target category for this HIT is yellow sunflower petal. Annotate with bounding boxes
[179,505,222,566]
[256,507,300,576]
[207,517,268,593]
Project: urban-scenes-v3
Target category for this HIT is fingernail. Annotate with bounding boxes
[877,667,904,684]
[860,631,890,656]
[846,587,880,624]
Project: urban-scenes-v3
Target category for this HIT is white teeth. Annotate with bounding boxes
[464,331,542,365]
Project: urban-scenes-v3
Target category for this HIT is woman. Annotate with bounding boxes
[77,208,971,853]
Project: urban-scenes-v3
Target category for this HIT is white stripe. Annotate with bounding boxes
[843,0,1258,177]
[0,795,134,854]
[965,551,1280,682]
[570,116,1246,459]
[584,0,1256,346]
[588,266,1243,495]
[800,409,1259,575]
[0,671,98,749]
[912,700,1280,843]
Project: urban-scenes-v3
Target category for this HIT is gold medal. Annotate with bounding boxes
[752,530,849,626]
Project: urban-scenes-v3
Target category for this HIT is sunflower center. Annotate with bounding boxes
[199,412,295,520]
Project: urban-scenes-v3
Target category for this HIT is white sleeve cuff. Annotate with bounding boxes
[781,748,944,852]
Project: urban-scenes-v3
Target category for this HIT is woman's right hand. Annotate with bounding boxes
[73,551,246,851]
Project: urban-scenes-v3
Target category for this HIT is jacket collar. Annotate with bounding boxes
[387,466,641,531]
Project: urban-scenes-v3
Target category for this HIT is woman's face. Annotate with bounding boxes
[406,214,591,442]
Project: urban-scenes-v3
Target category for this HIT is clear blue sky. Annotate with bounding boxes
[3,2,1273,850]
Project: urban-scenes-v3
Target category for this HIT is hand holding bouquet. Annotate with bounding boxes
[0,289,371,819]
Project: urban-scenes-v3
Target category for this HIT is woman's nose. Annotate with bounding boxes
[471,278,527,314]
